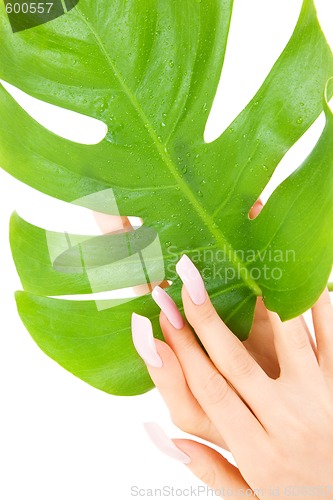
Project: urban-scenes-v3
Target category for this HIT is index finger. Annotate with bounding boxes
[176,255,274,422]
[157,311,269,458]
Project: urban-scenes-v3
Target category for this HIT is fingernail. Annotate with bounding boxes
[144,422,191,465]
[152,286,184,330]
[176,255,206,306]
[131,313,163,368]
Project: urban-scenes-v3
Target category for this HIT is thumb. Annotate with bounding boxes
[173,438,254,496]
[144,423,253,496]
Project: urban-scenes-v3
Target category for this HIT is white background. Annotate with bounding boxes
[1,1,333,499]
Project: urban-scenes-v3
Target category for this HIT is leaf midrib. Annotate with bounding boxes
[76,8,262,297]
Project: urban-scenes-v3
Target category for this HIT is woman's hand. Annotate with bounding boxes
[94,200,287,384]
[131,255,333,497]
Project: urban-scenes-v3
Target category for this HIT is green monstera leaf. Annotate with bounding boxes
[0,0,333,395]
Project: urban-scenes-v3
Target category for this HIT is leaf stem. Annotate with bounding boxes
[328,282,333,292]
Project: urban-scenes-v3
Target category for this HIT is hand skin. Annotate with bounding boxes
[94,200,284,384]
[133,261,333,498]
[93,204,333,496]
[137,200,317,452]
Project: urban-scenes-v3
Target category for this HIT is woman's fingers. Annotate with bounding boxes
[175,255,273,419]
[132,308,267,455]
[249,199,264,219]
[244,298,317,381]
[173,439,253,495]
[93,212,133,233]
[144,423,253,494]
[243,297,281,379]
[131,313,227,449]
[267,310,319,381]
[312,288,333,376]
[157,311,268,456]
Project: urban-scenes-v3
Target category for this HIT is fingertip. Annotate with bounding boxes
[176,255,207,306]
[159,310,172,332]
[171,438,202,459]
[171,439,250,490]
[249,199,264,219]
[158,311,188,350]
[152,286,185,330]
[181,282,222,332]
[131,313,163,368]
[180,283,210,315]
[144,423,191,465]
[153,337,176,366]
[180,283,192,308]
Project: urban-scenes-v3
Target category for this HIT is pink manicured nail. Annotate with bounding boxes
[131,313,163,368]
[176,255,206,305]
[152,286,184,330]
[144,422,191,465]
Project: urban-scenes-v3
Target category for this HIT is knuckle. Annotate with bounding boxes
[177,332,198,352]
[170,413,187,431]
[170,413,195,434]
[197,467,217,489]
[227,343,256,378]
[171,415,203,436]
[202,372,229,406]
[287,322,310,351]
